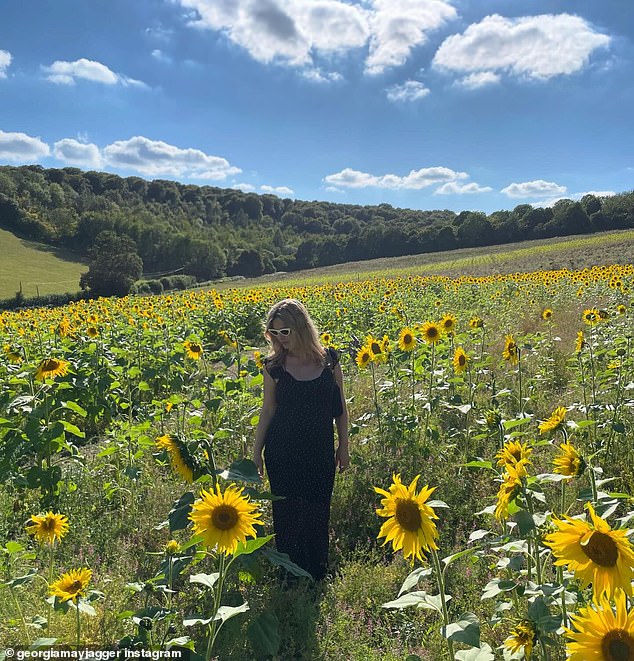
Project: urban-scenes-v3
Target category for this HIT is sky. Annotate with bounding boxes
[0,0,633,214]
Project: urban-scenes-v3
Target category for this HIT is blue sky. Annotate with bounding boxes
[0,0,632,213]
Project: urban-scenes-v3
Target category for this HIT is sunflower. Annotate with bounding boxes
[3,344,22,364]
[565,589,634,660]
[49,568,92,603]
[189,483,263,555]
[26,512,70,545]
[484,408,502,430]
[355,346,372,369]
[504,620,537,658]
[366,335,386,363]
[617,304,627,315]
[575,331,586,354]
[421,322,442,345]
[398,327,417,352]
[544,503,634,600]
[34,358,70,380]
[320,332,333,347]
[469,317,484,329]
[553,442,586,478]
[496,440,532,472]
[164,539,181,555]
[440,314,457,334]
[541,308,553,321]
[375,474,439,563]
[219,330,237,349]
[86,326,99,338]
[538,406,567,435]
[502,335,519,365]
[155,434,196,482]
[452,347,469,373]
[494,463,526,521]
[583,308,600,325]
[253,350,264,369]
[184,340,204,360]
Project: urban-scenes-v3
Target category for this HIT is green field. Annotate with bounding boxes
[0,228,86,298]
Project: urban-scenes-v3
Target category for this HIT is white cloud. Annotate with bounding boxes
[530,190,617,208]
[435,181,493,194]
[151,49,173,64]
[456,71,500,89]
[101,136,241,179]
[232,182,256,192]
[53,139,103,168]
[42,58,147,87]
[261,184,294,196]
[0,130,50,161]
[0,50,12,78]
[175,0,456,76]
[365,0,457,75]
[324,166,468,190]
[386,80,430,102]
[501,180,567,198]
[301,68,343,83]
[433,14,610,81]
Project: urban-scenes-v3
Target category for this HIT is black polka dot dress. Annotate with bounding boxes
[263,347,343,580]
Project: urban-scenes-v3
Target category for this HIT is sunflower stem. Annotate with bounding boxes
[430,547,454,661]
[558,566,568,629]
[75,599,81,649]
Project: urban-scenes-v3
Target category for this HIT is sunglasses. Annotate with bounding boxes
[268,327,292,337]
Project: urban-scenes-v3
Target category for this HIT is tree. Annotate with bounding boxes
[80,231,143,296]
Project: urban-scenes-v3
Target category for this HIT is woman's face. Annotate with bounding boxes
[269,317,293,351]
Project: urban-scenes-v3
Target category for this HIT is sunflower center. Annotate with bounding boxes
[42,519,56,531]
[43,359,59,371]
[427,328,438,338]
[458,355,466,365]
[395,499,422,532]
[190,344,202,353]
[69,580,83,592]
[371,342,381,354]
[581,531,618,567]
[601,629,634,661]
[212,505,239,531]
[404,334,412,343]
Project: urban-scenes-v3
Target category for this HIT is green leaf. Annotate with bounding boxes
[167,491,195,533]
[61,401,87,417]
[382,591,451,614]
[5,568,38,587]
[481,579,518,600]
[503,417,531,430]
[261,548,313,578]
[443,547,480,567]
[218,458,262,484]
[611,421,626,434]
[398,567,433,596]
[30,638,59,649]
[428,499,449,508]
[455,643,495,660]
[77,600,96,616]
[183,614,213,626]
[4,541,25,555]
[441,612,480,647]
[461,460,494,470]
[233,534,274,559]
[536,473,570,483]
[248,611,280,657]
[189,573,219,589]
[513,510,536,536]
[468,529,491,543]
[214,602,249,623]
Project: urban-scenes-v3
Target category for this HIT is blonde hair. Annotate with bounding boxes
[264,299,325,365]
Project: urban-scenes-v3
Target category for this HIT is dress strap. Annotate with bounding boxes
[325,347,339,371]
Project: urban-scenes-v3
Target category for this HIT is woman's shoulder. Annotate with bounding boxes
[263,354,284,379]
[324,346,340,369]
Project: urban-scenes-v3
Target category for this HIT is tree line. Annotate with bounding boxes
[0,165,633,294]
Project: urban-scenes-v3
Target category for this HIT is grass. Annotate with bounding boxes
[0,228,86,298]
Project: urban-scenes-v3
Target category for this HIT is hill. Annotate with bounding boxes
[1,165,633,287]
[0,227,86,298]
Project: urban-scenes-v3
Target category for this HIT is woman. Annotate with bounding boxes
[253,299,349,581]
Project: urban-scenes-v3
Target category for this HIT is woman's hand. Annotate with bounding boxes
[253,451,264,478]
[335,445,349,473]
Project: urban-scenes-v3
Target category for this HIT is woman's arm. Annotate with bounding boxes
[333,363,350,472]
[253,368,277,477]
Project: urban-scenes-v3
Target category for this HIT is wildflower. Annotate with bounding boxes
[184,340,203,360]
[565,589,634,660]
[50,568,92,603]
[504,620,537,659]
[421,322,442,345]
[26,512,69,545]
[375,474,439,563]
[538,406,567,435]
[553,442,585,478]
[189,484,263,555]
[398,327,417,352]
[544,503,634,600]
[502,335,519,365]
[452,347,469,374]
[35,358,70,380]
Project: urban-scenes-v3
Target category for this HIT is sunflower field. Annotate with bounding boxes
[1,263,633,660]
